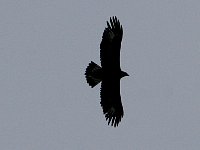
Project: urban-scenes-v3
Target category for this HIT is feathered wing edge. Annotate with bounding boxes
[100,81,124,127]
[100,16,123,69]
[106,16,123,40]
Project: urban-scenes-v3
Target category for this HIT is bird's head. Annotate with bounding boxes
[120,71,129,78]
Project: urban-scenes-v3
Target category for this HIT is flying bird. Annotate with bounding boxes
[85,16,129,127]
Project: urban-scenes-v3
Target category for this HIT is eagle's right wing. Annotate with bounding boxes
[100,78,124,127]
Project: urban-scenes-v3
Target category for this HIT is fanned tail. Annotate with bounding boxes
[85,61,102,88]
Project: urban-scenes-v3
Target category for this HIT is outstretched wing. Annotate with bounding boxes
[100,79,124,127]
[99,16,124,127]
[100,16,123,71]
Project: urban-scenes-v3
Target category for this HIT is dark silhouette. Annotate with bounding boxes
[85,16,128,127]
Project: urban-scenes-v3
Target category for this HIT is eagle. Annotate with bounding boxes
[85,16,129,127]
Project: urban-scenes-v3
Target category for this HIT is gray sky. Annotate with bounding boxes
[0,0,200,149]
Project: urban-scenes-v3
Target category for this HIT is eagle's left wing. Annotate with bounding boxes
[100,16,123,72]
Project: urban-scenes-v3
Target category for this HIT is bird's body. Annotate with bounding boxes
[85,16,128,127]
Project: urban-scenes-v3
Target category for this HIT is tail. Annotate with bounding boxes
[85,61,102,88]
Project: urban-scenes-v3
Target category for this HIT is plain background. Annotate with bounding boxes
[0,0,200,149]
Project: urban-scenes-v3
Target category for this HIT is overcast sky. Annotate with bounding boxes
[1,0,200,149]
